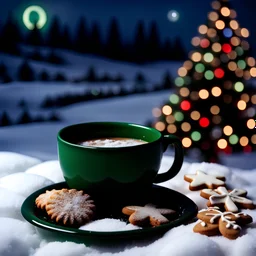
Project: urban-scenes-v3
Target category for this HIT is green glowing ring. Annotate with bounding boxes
[23,5,47,30]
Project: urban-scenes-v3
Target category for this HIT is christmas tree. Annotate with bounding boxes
[152,0,256,162]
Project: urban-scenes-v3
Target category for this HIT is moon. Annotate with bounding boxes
[167,10,180,22]
[23,5,47,30]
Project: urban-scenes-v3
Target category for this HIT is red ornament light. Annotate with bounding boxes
[199,117,210,127]
[200,39,210,48]
[224,145,232,154]
[180,100,191,111]
[222,43,232,53]
[214,68,225,78]
[243,145,252,153]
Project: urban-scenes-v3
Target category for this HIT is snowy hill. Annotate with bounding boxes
[0,46,182,83]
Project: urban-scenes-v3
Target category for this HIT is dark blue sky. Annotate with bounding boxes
[1,0,256,53]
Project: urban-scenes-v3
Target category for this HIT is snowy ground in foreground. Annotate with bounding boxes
[0,152,256,256]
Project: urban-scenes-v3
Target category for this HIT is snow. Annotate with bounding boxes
[0,152,41,178]
[0,48,182,83]
[0,152,255,256]
[0,172,53,197]
[25,161,65,183]
[79,218,141,232]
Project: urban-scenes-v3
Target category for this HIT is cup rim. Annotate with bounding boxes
[57,121,162,150]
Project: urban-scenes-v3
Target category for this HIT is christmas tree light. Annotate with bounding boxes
[152,0,256,162]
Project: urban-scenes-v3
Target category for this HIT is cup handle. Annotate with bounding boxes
[154,134,184,183]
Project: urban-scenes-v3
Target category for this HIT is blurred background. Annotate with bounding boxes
[0,0,255,168]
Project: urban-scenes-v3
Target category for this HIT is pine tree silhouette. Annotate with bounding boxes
[153,0,256,162]
[27,23,42,46]
[161,71,174,90]
[18,99,27,108]
[0,12,21,55]
[172,37,187,60]
[46,50,65,64]
[161,38,173,60]
[89,22,102,55]
[33,115,45,123]
[85,66,97,82]
[41,96,54,108]
[61,24,72,49]
[134,72,147,92]
[38,70,50,81]
[17,60,34,81]
[146,21,161,61]
[0,62,7,77]
[105,17,123,60]
[47,16,62,47]
[113,73,124,82]
[0,62,12,83]
[29,49,43,61]
[74,17,89,53]
[54,72,67,81]
[0,111,12,126]
[100,72,111,82]
[133,20,147,63]
[17,109,32,124]
[48,112,61,121]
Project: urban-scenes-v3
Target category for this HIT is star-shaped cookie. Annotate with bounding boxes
[184,170,226,191]
[122,203,177,227]
[200,186,255,212]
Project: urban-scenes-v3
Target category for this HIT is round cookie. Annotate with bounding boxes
[45,188,95,226]
[35,189,58,210]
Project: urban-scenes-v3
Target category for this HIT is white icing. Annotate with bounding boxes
[125,204,174,224]
[185,170,225,188]
[202,187,254,212]
[201,221,206,227]
[202,207,242,230]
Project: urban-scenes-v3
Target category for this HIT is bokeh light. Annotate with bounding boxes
[167,10,180,22]
[162,105,172,115]
[182,137,192,148]
[218,139,227,149]
[23,5,47,30]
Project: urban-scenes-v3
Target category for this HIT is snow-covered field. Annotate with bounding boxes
[1,47,182,83]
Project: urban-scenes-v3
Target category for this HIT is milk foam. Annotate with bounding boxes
[80,138,147,148]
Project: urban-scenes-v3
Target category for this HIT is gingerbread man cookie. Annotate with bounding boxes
[122,203,177,227]
[200,186,255,212]
[184,170,226,191]
[193,207,253,239]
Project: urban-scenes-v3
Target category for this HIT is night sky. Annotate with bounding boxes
[1,0,256,54]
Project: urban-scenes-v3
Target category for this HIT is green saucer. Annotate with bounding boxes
[21,182,198,246]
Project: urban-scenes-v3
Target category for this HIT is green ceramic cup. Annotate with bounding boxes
[57,122,184,202]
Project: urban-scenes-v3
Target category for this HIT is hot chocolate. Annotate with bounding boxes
[79,137,147,148]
